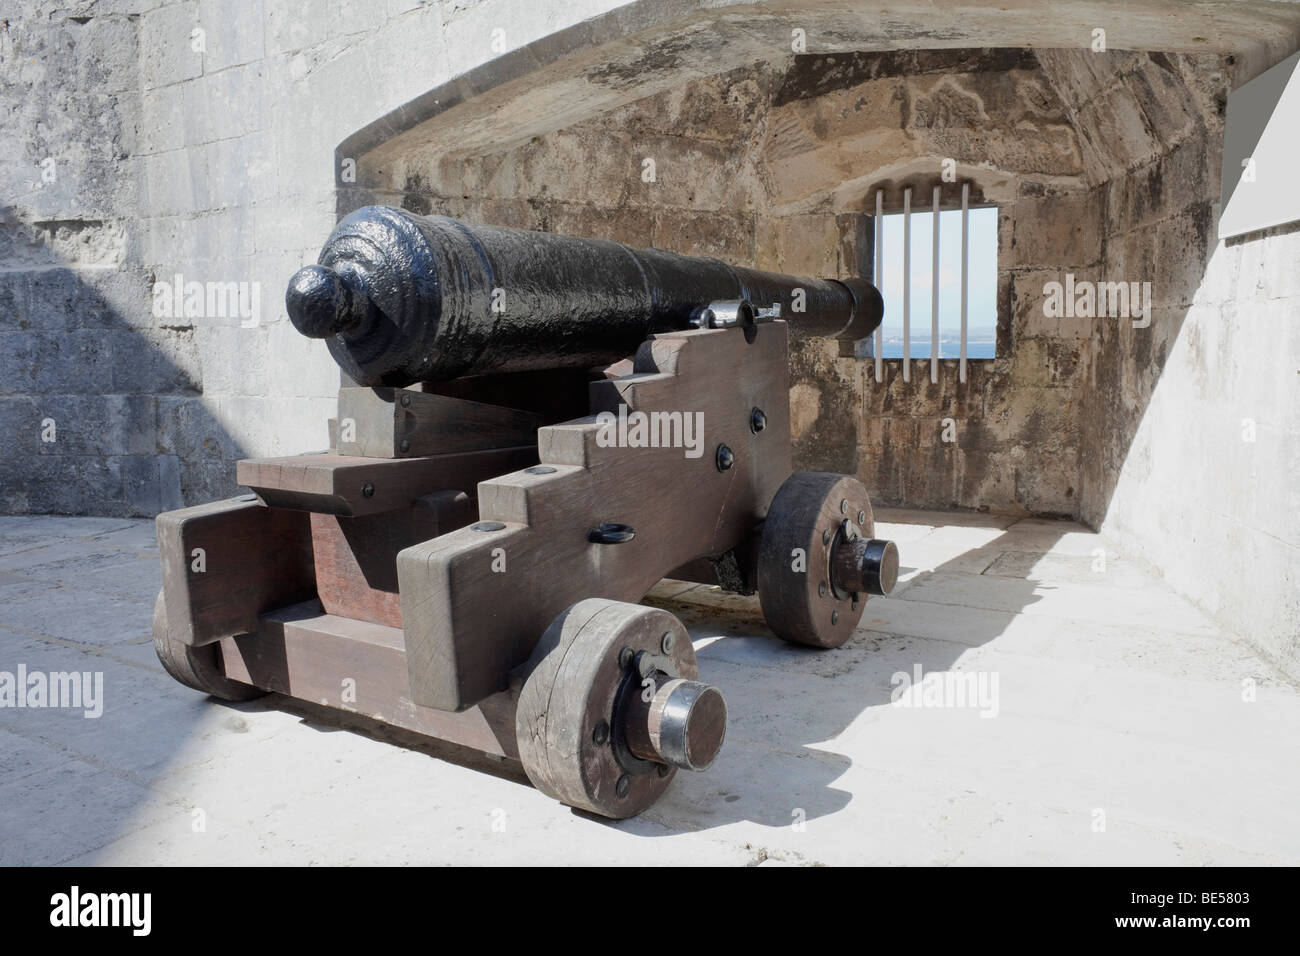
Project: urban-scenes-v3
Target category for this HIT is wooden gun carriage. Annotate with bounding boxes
[153,208,900,818]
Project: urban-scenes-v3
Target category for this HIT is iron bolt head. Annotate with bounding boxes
[716,444,735,471]
[618,647,635,670]
[592,720,610,746]
[362,482,375,498]
[661,631,676,654]
[616,774,631,798]
[750,408,767,433]
[400,393,411,407]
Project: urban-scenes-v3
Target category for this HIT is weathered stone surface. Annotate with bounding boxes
[789,337,861,477]
[1,454,125,516]
[0,331,114,396]
[0,398,45,460]
[651,208,753,261]
[140,2,204,90]
[374,40,1261,540]
[29,394,157,458]
[156,395,240,460]
[754,213,853,275]
[1077,82,1163,180]
[1125,53,1202,151]
[1008,190,1103,269]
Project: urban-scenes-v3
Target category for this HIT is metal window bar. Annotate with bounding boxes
[902,186,911,383]
[871,180,978,385]
[960,181,970,384]
[931,184,940,384]
[874,189,883,384]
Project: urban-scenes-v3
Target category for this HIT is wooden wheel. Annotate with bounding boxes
[152,591,265,701]
[758,472,898,649]
[515,599,727,819]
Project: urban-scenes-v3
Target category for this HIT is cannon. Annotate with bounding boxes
[284,205,884,386]
[152,207,900,819]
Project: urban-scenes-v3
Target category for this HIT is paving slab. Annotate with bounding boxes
[3,588,154,646]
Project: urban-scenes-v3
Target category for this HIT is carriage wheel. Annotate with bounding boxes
[515,598,727,819]
[757,472,898,648]
[152,591,265,701]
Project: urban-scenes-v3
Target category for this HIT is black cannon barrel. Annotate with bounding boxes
[286,206,883,387]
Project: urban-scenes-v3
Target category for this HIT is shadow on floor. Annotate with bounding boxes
[622,513,1063,833]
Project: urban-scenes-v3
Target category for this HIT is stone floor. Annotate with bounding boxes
[0,509,1296,866]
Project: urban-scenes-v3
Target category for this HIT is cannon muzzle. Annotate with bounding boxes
[287,206,883,386]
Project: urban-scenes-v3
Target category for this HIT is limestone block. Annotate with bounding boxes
[197,0,266,72]
[1009,190,1103,269]
[141,1,204,89]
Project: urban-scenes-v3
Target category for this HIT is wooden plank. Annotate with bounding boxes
[237,446,537,516]
[311,491,476,627]
[337,387,543,458]
[399,323,793,711]
[157,497,316,647]
[219,602,518,759]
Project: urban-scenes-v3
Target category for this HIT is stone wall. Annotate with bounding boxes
[0,10,170,513]
[1058,50,1300,676]
[371,49,1259,522]
[0,0,637,515]
[368,50,1109,518]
